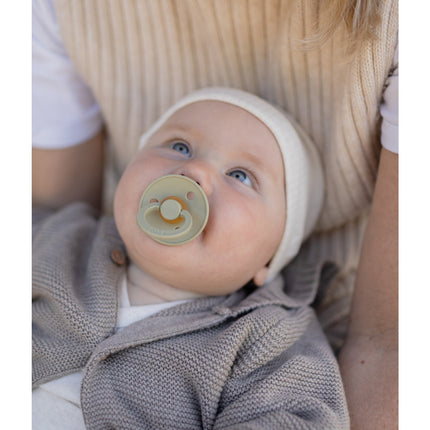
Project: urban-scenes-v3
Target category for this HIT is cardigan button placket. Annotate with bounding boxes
[110,249,126,266]
[213,306,232,316]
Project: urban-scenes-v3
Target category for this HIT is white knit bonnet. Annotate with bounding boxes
[138,87,325,283]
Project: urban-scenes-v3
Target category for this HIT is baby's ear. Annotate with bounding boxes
[253,267,269,287]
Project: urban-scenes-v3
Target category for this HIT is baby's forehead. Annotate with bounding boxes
[158,100,282,160]
[162,100,279,144]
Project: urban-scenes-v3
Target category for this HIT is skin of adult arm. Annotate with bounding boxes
[32,130,104,210]
[338,147,398,429]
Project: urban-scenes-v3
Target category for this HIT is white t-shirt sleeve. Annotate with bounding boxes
[380,42,399,154]
[32,0,103,149]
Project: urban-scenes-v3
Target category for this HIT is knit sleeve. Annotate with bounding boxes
[32,206,55,240]
[213,309,349,429]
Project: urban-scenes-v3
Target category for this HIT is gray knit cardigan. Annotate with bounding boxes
[32,203,349,429]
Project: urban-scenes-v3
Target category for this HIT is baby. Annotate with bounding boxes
[33,88,349,429]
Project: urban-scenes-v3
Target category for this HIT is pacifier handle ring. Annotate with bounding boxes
[136,174,209,245]
[138,204,193,240]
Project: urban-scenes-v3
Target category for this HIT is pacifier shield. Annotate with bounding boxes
[137,175,209,245]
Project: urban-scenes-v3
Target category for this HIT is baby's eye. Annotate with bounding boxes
[227,169,253,187]
[171,141,191,157]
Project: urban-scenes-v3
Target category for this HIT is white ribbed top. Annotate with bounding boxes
[53,0,398,233]
[51,0,398,349]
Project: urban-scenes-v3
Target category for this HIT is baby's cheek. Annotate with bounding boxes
[249,207,283,255]
[224,211,268,255]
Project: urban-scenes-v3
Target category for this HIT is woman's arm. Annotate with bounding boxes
[32,131,104,210]
[338,147,398,429]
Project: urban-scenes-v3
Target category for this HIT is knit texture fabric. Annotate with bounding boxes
[32,204,349,429]
[53,0,398,231]
[52,0,398,349]
[32,204,124,385]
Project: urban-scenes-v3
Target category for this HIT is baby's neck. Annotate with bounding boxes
[126,262,205,306]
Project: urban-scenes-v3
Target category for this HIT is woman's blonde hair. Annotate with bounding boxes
[301,0,381,51]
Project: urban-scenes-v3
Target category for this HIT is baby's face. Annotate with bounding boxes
[114,101,285,295]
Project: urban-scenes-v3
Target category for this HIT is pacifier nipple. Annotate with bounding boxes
[159,197,186,223]
[137,175,209,245]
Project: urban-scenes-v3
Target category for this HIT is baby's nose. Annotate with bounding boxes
[175,161,214,196]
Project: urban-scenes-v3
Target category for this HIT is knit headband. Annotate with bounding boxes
[138,87,325,282]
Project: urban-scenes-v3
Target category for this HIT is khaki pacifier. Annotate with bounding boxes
[137,175,209,245]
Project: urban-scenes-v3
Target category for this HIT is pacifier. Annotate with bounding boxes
[137,175,209,245]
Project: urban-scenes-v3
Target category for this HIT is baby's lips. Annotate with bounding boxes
[137,175,209,245]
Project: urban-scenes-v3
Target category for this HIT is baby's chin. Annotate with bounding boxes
[128,231,203,271]
[125,223,259,295]
[129,247,248,297]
